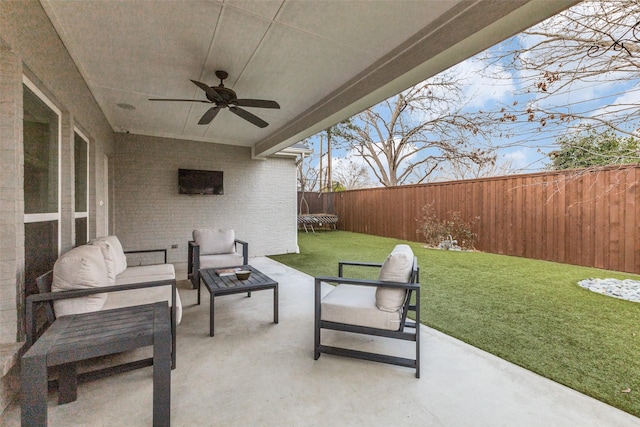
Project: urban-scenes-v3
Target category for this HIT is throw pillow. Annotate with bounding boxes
[375,244,414,312]
[91,235,128,278]
[52,245,109,316]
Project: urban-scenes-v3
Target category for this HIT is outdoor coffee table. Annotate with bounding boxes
[198,265,278,336]
[21,302,171,427]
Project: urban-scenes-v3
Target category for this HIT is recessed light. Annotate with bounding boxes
[117,103,136,110]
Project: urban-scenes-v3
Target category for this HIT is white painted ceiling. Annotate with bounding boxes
[40,0,577,157]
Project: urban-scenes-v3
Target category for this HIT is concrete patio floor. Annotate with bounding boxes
[2,257,639,426]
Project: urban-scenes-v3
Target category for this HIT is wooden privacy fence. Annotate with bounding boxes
[299,165,640,274]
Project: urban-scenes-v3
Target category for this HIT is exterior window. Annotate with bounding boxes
[23,79,61,296]
[75,131,89,246]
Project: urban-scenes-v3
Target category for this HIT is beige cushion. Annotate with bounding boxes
[103,287,182,324]
[104,268,182,324]
[193,229,236,255]
[52,245,108,317]
[91,235,128,278]
[199,253,244,270]
[115,264,175,285]
[375,244,414,313]
[322,284,401,331]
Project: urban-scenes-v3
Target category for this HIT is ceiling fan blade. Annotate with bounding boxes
[229,106,269,128]
[198,106,221,125]
[149,98,211,103]
[234,99,280,109]
[190,79,224,103]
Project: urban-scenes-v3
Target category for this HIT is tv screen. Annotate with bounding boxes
[178,169,223,195]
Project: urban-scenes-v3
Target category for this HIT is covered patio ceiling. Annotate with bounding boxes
[40,0,578,158]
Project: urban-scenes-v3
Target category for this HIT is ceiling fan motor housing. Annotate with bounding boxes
[208,86,236,105]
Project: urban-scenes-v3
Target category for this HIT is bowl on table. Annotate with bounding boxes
[235,270,251,280]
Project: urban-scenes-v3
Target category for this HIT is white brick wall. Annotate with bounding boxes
[0,48,23,347]
[113,134,299,262]
[0,3,117,414]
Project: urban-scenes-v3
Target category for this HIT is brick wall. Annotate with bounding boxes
[113,134,299,264]
[0,48,23,347]
[0,2,117,414]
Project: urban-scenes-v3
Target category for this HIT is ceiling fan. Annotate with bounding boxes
[149,70,280,128]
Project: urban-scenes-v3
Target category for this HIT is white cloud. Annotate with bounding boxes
[501,149,527,168]
[452,58,517,109]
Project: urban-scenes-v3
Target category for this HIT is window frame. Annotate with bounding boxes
[22,75,62,255]
[74,128,90,243]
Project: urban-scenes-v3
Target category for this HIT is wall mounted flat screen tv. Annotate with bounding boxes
[178,169,223,195]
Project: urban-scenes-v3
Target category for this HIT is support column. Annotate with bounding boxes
[0,46,24,344]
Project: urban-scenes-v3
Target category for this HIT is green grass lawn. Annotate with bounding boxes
[269,231,640,417]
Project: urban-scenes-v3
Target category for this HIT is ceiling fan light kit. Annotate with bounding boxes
[149,70,280,127]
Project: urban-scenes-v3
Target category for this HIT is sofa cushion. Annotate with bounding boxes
[193,229,236,255]
[107,263,182,323]
[322,284,401,331]
[115,264,175,285]
[52,245,108,317]
[91,235,128,278]
[199,253,244,270]
[375,244,414,313]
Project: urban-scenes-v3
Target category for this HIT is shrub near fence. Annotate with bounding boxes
[298,164,640,274]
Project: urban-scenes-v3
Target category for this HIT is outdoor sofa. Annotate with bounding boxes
[26,236,181,368]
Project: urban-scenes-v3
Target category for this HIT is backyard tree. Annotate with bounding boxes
[343,74,499,187]
[437,157,519,181]
[480,1,640,155]
[297,155,319,192]
[548,127,640,170]
[314,119,357,191]
[297,119,357,193]
[331,159,371,190]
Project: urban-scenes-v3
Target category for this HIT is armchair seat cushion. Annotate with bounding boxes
[199,253,245,270]
[321,284,401,331]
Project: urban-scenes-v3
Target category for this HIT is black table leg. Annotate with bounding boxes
[197,277,201,305]
[209,294,215,337]
[274,285,279,324]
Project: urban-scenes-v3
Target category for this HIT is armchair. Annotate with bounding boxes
[188,229,248,289]
[314,244,421,377]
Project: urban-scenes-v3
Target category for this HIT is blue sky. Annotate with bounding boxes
[302,3,640,187]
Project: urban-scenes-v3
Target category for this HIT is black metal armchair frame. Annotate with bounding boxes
[187,239,248,289]
[314,258,421,378]
[26,271,178,378]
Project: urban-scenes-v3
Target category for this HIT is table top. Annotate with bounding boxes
[200,265,278,295]
[24,302,170,366]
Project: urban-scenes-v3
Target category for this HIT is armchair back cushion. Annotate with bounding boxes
[91,235,128,280]
[193,229,236,255]
[375,244,414,312]
[52,245,109,316]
